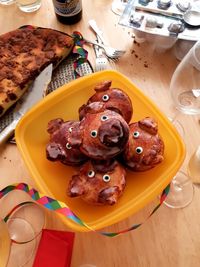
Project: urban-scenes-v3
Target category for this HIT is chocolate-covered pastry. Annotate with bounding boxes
[46,118,88,166]
[79,80,133,123]
[79,101,105,120]
[122,117,164,171]
[67,159,126,205]
[79,110,130,160]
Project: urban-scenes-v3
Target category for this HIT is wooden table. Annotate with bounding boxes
[0,1,200,266]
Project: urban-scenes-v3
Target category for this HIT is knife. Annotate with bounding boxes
[0,64,53,145]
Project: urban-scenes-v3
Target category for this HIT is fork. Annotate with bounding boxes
[93,36,109,71]
[84,38,125,59]
[88,19,125,61]
[89,19,118,63]
[89,19,109,46]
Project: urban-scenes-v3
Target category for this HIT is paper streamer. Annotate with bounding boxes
[0,183,170,237]
[72,31,89,79]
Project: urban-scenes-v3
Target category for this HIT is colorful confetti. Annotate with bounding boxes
[0,183,170,237]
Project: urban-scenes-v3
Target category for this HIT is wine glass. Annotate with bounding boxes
[111,0,128,16]
[164,41,200,208]
[6,217,37,267]
[0,192,45,267]
[171,42,200,116]
[0,0,15,5]
[187,145,200,184]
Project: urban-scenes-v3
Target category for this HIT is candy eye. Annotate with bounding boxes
[135,146,143,154]
[101,115,109,121]
[133,131,140,138]
[66,143,72,150]
[88,170,95,178]
[90,130,97,138]
[102,94,109,102]
[103,174,111,182]
[69,127,73,133]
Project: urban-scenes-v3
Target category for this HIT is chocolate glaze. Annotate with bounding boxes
[122,117,164,171]
[46,118,88,166]
[79,110,129,160]
[79,102,105,120]
[67,159,126,205]
[80,80,133,123]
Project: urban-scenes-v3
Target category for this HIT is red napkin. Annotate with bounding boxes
[33,229,75,267]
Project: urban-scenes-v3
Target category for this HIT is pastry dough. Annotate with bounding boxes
[0,26,74,117]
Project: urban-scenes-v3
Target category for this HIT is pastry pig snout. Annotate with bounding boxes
[99,119,129,147]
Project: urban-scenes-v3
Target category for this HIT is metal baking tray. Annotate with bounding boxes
[119,0,200,41]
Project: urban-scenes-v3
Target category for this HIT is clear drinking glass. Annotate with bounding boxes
[0,0,15,5]
[164,41,200,208]
[6,202,45,267]
[171,41,200,116]
[7,217,37,267]
[16,0,41,12]
[187,145,200,184]
[0,199,45,267]
[111,0,128,16]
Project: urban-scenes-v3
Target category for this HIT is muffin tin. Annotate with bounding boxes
[119,0,200,41]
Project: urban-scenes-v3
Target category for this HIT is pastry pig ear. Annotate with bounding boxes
[94,80,112,92]
[46,142,66,161]
[98,186,120,205]
[68,127,82,148]
[78,104,87,120]
[138,117,158,135]
[47,118,64,134]
[67,175,85,197]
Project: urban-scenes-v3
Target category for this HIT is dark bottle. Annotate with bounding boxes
[52,0,82,25]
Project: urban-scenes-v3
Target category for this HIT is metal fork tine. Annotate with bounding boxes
[84,38,125,59]
[112,53,124,58]
[109,57,118,62]
[114,50,126,55]
[108,50,125,58]
[88,20,126,59]
[94,36,109,72]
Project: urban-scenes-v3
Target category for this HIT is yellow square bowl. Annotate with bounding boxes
[15,70,185,232]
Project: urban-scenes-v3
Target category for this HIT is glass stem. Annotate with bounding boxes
[170,109,182,124]
[172,177,192,190]
[170,109,185,138]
